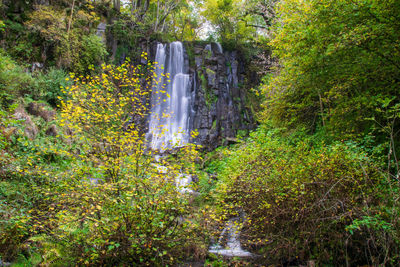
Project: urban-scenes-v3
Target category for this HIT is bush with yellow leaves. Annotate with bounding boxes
[13,57,202,265]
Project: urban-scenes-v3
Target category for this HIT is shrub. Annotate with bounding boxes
[212,125,399,265]
[0,49,39,107]
[74,34,107,74]
[0,181,32,262]
[36,67,72,107]
[22,59,200,265]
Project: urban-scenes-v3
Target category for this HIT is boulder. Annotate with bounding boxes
[45,124,58,136]
[13,106,38,139]
[2,127,18,140]
[27,102,56,122]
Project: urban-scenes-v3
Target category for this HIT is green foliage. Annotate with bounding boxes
[26,4,105,72]
[68,34,108,74]
[2,0,400,265]
[0,49,74,108]
[210,125,400,265]
[263,0,400,141]
[0,20,5,31]
[0,181,32,261]
[36,68,72,107]
[201,0,251,46]
[200,0,271,47]
[168,1,203,41]
[0,49,38,107]
[1,19,42,63]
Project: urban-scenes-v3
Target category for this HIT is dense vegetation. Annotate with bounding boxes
[1,0,399,266]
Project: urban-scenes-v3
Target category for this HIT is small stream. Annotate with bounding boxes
[209,217,252,257]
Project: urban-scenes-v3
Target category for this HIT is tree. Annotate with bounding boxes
[26,4,106,72]
[169,1,202,41]
[200,0,270,46]
[263,0,400,140]
[60,59,153,182]
[22,57,200,265]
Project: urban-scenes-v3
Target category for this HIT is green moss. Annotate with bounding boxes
[212,119,217,130]
[185,43,196,68]
[206,68,216,76]
[198,70,216,109]
[206,49,212,59]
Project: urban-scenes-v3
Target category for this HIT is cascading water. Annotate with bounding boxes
[147,42,191,151]
[215,42,223,54]
[209,218,252,257]
[147,41,193,193]
[204,42,223,56]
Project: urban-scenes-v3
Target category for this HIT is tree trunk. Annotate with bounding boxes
[318,90,325,127]
[113,0,120,12]
[154,0,160,32]
[111,35,118,63]
[66,0,75,66]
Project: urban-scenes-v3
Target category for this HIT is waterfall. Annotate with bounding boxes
[176,173,193,193]
[148,42,191,151]
[204,42,223,55]
[215,42,223,54]
[209,218,252,257]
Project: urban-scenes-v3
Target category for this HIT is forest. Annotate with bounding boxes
[0,0,399,266]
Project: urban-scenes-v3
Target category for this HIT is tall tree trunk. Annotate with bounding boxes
[318,90,325,127]
[154,0,160,32]
[66,0,75,66]
[136,0,141,18]
[111,37,118,63]
[113,0,121,12]
[143,0,150,13]
[67,0,75,37]
[130,0,135,16]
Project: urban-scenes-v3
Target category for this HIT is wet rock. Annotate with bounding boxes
[0,259,11,266]
[31,62,44,72]
[206,68,216,87]
[146,41,259,150]
[185,42,256,150]
[96,22,107,43]
[195,55,203,68]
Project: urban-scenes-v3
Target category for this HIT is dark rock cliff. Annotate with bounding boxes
[147,41,256,150]
[188,42,254,149]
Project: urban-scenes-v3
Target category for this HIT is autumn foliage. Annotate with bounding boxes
[0,56,202,265]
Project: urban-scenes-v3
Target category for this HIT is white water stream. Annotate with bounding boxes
[209,218,252,257]
[147,42,191,151]
[148,42,193,192]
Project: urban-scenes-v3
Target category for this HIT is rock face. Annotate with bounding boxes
[188,42,253,149]
[147,41,255,150]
